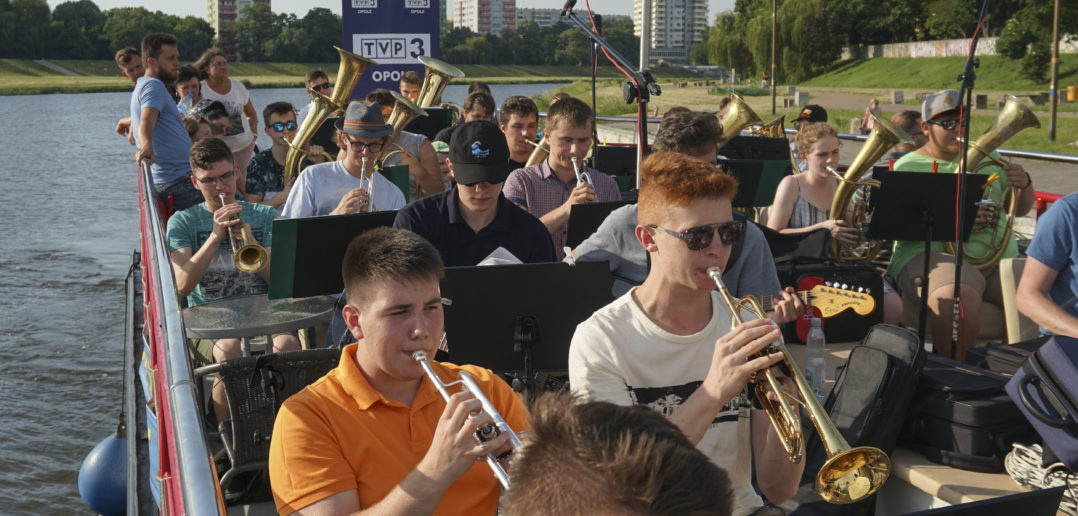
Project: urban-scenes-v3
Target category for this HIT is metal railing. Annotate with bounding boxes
[138,163,225,515]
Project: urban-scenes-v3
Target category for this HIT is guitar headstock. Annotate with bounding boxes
[809,283,876,317]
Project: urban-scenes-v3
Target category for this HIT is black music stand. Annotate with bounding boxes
[268,211,397,299]
[718,159,789,208]
[566,200,633,249]
[310,116,341,157]
[404,107,452,141]
[440,261,613,396]
[865,171,987,346]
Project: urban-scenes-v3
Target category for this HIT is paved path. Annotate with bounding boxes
[35,60,79,76]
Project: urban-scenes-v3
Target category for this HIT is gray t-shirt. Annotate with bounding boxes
[572,204,781,298]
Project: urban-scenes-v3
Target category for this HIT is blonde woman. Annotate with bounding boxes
[194,48,258,195]
[766,122,860,245]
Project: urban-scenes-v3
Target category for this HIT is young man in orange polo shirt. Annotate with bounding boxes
[269,227,528,515]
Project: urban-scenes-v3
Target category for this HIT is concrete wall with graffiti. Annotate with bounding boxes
[842,35,1078,60]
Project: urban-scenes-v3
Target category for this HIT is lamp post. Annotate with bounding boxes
[770,0,777,114]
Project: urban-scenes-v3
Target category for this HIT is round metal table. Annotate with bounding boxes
[183,294,336,355]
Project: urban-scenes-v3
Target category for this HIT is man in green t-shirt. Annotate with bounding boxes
[889,89,1036,360]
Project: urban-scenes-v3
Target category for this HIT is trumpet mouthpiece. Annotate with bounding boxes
[412,350,427,361]
[707,266,722,279]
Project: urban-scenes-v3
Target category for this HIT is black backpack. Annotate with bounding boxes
[790,324,926,515]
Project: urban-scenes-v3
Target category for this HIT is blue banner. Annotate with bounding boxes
[342,0,441,101]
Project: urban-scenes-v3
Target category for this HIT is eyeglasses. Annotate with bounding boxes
[343,137,384,153]
[310,82,331,92]
[269,121,298,132]
[194,169,235,186]
[647,221,745,250]
[927,118,960,131]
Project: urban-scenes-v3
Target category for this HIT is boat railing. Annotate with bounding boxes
[138,162,225,515]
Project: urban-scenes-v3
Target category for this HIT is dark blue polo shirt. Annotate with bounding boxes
[393,186,556,267]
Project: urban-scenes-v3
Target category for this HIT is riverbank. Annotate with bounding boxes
[0,59,706,95]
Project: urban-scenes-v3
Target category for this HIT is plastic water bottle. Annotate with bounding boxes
[805,318,827,400]
[178,93,194,114]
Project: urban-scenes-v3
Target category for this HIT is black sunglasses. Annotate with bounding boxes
[311,82,331,92]
[647,221,745,250]
[927,118,960,131]
[270,121,298,132]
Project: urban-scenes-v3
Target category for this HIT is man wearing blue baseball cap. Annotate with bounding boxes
[394,120,555,266]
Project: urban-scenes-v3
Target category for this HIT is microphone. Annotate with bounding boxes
[562,0,576,15]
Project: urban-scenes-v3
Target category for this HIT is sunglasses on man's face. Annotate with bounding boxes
[270,121,298,132]
[927,118,960,131]
[310,82,331,92]
[647,221,745,250]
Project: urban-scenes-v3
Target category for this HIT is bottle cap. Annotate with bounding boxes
[811,317,822,328]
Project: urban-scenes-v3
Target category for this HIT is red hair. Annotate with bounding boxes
[637,151,737,226]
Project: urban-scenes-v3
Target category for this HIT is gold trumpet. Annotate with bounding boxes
[413,351,521,489]
[717,93,762,150]
[942,95,1040,269]
[707,266,890,504]
[218,194,268,274]
[284,46,375,184]
[828,112,911,262]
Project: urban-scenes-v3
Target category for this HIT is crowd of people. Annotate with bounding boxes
[117,30,1065,516]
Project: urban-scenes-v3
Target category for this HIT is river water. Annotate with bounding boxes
[0,83,564,515]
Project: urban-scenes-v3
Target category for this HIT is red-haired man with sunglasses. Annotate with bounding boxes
[569,151,804,516]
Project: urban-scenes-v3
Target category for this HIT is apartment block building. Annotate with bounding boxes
[206,0,271,60]
[456,0,517,35]
[633,0,708,65]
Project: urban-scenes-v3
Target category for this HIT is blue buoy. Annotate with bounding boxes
[78,432,126,516]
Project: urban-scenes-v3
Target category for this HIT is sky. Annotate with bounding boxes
[53,0,736,21]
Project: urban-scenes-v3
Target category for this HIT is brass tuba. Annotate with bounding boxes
[828,112,911,262]
[751,114,787,138]
[218,194,268,274]
[717,93,762,150]
[942,95,1040,269]
[708,267,890,504]
[372,91,429,169]
[416,55,465,112]
[283,46,376,184]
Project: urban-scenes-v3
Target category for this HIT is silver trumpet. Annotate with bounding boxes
[570,156,592,186]
[360,157,375,213]
[412,350,521,489]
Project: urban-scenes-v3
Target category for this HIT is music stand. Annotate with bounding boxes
[720,135,791,163]
[310,116,341,157]
[403,107,452,141]
[566,200,633,249]
[439,261,613,395]
[268,211,397,299]
[718,159,789,208]
[865,171,987,345]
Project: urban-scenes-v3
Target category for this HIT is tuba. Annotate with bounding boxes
[708,267,890,504]
[416,55,465,112]
[828,112,911,262]
[717,93,762,150]
[219,194,268,274]
[752,114,787,138]
[283,46,375,184]
[372,91,429,169]
[942,95,1040,269]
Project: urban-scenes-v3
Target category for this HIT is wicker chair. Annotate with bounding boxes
[194,348,342,502]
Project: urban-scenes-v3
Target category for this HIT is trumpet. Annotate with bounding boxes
[218,194,268,274]
[412,351,521,489]
[570,156,592,186]
[707,266,890,504]
[359,156,375,213]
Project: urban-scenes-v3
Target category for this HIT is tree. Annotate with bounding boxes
[298,8,341,62]
[233,2,277,61]
[101,7,169,55]
[9,0,50,59]
[172,16,214,61]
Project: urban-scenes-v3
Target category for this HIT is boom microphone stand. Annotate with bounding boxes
[950,0,992,357]
[562,0,660,189]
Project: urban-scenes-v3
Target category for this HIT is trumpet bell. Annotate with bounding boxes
[816,446,891,504]
[234,244,269,274]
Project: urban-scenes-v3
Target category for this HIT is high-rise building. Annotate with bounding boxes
[633,0,708,65]
[517,8,630,28]
[207,0,271,61]
[457,0,516,35]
